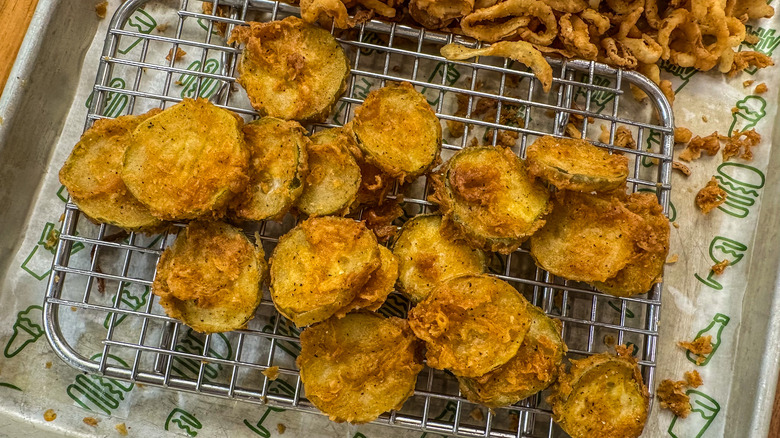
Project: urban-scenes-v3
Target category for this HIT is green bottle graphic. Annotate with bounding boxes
[243,380,295,437]
[668,390,720,438]
[686,314,730,366]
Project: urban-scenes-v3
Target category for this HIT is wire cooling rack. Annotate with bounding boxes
[44,0,674,437]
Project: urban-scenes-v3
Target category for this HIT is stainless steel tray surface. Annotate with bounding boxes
[43,0,674,437]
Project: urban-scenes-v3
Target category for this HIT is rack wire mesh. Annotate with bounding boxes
[43,0,674,436]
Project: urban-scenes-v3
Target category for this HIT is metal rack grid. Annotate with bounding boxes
[43,0,674,437]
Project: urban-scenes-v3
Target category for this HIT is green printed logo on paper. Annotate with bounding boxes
[0,382,23,392]
[685,313,730,366]
[739,26,780,74]
[103,285,151,329]
[118,9,157,55]
[379,293,409,319]
[261,314,301,359]
[359,32,384,56]
[171,329,232,382]
[85,77,128,117]
[694,237,748,290]
[66,354,134,416]
[57,185,69,202]
[607,300,635,319]
[641,130,662,168]
[4,305,44,358]
[659,60,698,93]
[243,379,296,437]
[179,59,223,99]
[575,75,614,114]
[715,162,765,218]
[420,401,457,438]
[332,78,376,125]
[668,390,720,438]
[421,62,462,107]
[21,222,85,280]
[729,95,766,136]
[165,408,203,437]
[353,434,368,438]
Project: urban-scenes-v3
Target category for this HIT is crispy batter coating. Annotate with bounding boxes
[231,118,309,221]
[531,191,643,283]
[440,42,552,92]
[392,214,487,303]
[334,246,399,317]
[409,0,474,29]
[678,335,713,365]
[526,136,629,192]
[460,0,557,44]
[297,313,424,423]
[548,351,649,438]
[429,146,551,254]
[685,370,703,387]
[408,274,532,377]
[296,127,360,217]
[657,379,691,418]
[59,110,165,231]
[458,305,566,408]
[270,217,380,327]
[122,98,248,220]
[679,132,720,162]
[712,259,729,274]
[695,177,727,214]
[152,221,266,333]
[723,129,761,161]
[592,192,670,297]
[229,17,350,122]
[351,82,442,182]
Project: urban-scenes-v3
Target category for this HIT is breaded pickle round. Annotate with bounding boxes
[392,214,486,303]
[430,146,551,254]
[530,191,642,283]
[231,117,309,221]
[152,221,266,333]
[229,17,350,122]
[457,305,566,408]
[122,98,249,220]
[351,82,442,182]
[59,110,165,231]
[296,127,361,216]
[592,192,670,297]
[526,135,629,192]
[548,349,649,438]
[297,312,424,423]
[408,274,531,377]
[270,217,381,327]
[334,245,399,318]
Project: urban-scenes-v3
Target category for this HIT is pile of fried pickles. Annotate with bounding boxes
[58,15,674,438]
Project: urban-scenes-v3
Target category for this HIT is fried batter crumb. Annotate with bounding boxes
[262,366,280,381]
[485,128,519,148]
[702,116,708,123]
[156,23,169,33]
[166,48,187,62]
[674,127,692,144]
[678,335,713,365]
[695,177,726,214]
[657,379,691,418]
[603,334,616,347]
[615,344,634,358]
[673,222,680,228]
[277,423,286,434]
[508,412,520,430]
[685,370,703,388]
[95,1,108,19]
[731,107,739,114]
[723,129,761,161]
[743,79,755,88]
[44,409,57,422]
[115,423,128,436]
[755,83,768,94]
[711,259,730,275]
[666,254,679,264]
[83,417,99,427]
[679,132,720,162]
[672,161,691,176]
[614,126,636,150]
[362,198,404,242]
[469,407,485,422]
[447,94,469,137]
[729,51,775,77]
[45,362,52,369]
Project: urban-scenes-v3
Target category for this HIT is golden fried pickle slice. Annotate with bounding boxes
[526,135,629,192]
[408,274,532,377]
[231,117,309,221]
[229,17,350,122]
[392,214,486,303]
[59,110,165,231]
[296,127,361,217]
[548,349,649,438]
[530,191,642,283]
[122,98,248,220]
[457,305,566,408]
[351,82,443,182]
[429,146,551,254]
[297,312,423,423]
[592,192,670,297]
[270,217,381,327]
[152,221,266,333]
[334,245,399,317]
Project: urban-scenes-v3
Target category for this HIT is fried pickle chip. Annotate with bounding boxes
[530,191,642,283]
[229,17,350,122]
[351,82,443,182]
[152,221,266,333]
[408,274,532,377]
[429,146,551,254]
[122,98,248,220]
[297,312,423,423]
[296,127,361,217]
[457,305,566,408]
[548,350,649,438]
[59,110,165,231]
[231,117,309,221]
[392,214,487,303]
[334,245,399,317]
[526,135,629,192]
[592,192,669,296]
[270,217,381,327]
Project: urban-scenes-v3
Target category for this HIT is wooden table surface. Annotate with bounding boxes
[1,1,779,436]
